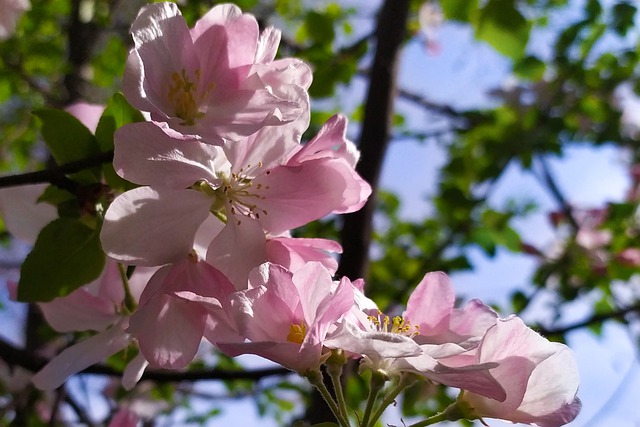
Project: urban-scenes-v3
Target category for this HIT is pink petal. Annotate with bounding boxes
[101,187,211,266]
[252,160,348,234]
[122,352,149,391]
[65,102,105,134]
[128,294,207,369]
[266,237,341,274]
[404,272,455,336]
[0,184,57,243]
[114,122,226,188]
[32,320,130,390]
[206,216,267,289]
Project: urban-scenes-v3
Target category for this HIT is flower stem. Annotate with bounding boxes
[367,372,416,426]
[361,371,386,427]
[406,401,467,427]
[118,263,137,313]
[326,352,349,424]
[306,370,351,427]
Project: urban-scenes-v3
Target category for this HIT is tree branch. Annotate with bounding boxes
[0,337,290,383]
[337,0,410,282]
[0,150,113,188]
[534,155,580,230]
[537,301,640,336]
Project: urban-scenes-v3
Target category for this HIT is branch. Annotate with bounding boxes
[0,150,113,188]
[337,0,411,282]
[396,87,465,120]
[536,301,640,336]
[534,155,580,230]
[0,337,290,383]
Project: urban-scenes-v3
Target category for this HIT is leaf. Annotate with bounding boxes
[95,93,144,190]
[440,0,479,22]
[474,0,531,60]
[35,108,100,165]
[612,2,637,36]
[95,92,144,152]
[513,55,546,80]
[17,218,105,302]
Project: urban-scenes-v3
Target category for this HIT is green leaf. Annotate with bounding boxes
[95,93,144,190]
[513,55,546,80]
[304,11,336,45]
[37,185,75,206]
[95,92,144,152]
[17,218,105,302]
[511,290,529,313]
[611,2,637,36]
[440,0,478,22]
[35,108,100,165]
[474,0,531,60]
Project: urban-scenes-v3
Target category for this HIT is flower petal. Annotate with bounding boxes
[101,187,211,266]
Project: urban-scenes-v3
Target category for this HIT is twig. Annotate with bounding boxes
[0,150,113,188]
[0,337,290,383]
[536,301,640,336]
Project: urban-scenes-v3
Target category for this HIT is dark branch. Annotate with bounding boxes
[0,337,290,383]
[537,301,640,336]
[0,150,114,188]
[535,155,580,230]
[396,87,465,120]
[337,0,411,282]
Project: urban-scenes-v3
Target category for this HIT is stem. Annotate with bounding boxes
[368,372,416,425]
[117,263,137,313]
[406,401,468,427]
[361,371,386,427]
[326,356,349,424]
[307,370,351,427]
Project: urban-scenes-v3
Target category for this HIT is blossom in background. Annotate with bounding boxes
[0,184,57,243]
[123,2,310,143]
[458,316,581,427]
[0,0,30,40]
[108,408,140,427]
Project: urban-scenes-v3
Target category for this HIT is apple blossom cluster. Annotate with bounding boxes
[0,2,582,426]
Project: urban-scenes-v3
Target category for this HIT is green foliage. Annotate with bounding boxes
[35,108,102,183]
[439,0,479,22]
[95,92,144,190]
[17,217,105,302]
[474,0,531,60]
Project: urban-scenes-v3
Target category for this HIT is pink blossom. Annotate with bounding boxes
[127,254,236,369]
[265,236,341,274]
[215,262,355,374]
[64,102,105,133]
[0,183,56,243]
[324,272,507,400]
[0,0,29,40]
[31,264,154,390]
[616,247,640,266]
[108,408,140,427]
[123,2,310,142]
[459,316,581,427]
[101,117,370,283]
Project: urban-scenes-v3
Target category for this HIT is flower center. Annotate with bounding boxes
[287,320,307,344]
[367,311,420,338]
[167,69,214,126]
[191,164,271,225]
[215,164,270,222]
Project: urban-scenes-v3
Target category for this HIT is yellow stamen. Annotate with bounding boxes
[287,320,307,344]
